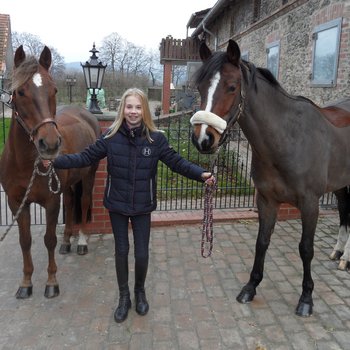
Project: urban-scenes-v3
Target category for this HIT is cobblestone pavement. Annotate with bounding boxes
[0,214,349,350]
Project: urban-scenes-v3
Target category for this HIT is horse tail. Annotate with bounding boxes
[72,181,92,224]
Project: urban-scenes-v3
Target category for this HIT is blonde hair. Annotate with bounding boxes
[105,88,158,142]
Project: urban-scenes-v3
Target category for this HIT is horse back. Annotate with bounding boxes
[56,106,101,154]
[320,98,350,128]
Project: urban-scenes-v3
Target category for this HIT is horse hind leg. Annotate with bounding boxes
[59,188,74,254]
[330,188,348,261]
[337,234,350,270]
[76,174,96,255]
[295,201,320,317]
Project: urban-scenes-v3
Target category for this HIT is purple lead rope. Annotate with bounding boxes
[201,177,217,258]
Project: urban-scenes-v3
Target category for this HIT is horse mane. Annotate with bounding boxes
[243,62,317,105]
[11,56,39,91]
[195,51,318,108]
[194,52,234,87]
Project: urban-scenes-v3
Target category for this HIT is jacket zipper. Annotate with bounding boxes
[107,175,111,197]
[150,179,153,204]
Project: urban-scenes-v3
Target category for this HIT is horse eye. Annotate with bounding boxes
[18,89,25,97]
[228,85,236,93]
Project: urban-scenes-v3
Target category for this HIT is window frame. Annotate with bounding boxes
[311,17,342,88]
[266,41,280,79]
[241,51,249,61]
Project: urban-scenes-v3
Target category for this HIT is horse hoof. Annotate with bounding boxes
[15,286,33,299]
[338,259,348,271]
[77,245,88,255]
[59,243,71,255]
[295,301,313,317]
[44,285,60,298]
[236,286,256,303]
[329,250,343,261]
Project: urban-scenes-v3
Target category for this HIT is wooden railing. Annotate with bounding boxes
[160,36,201,64]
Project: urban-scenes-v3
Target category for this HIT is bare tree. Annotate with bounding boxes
[12,32,65,79]
[100,33,123,78]
[12,32,43,56]
[172,65,187,86]
[147,49,162,86]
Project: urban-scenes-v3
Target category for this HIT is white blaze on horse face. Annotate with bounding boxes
[32,73,43,87]
[205,72,220,112]
[197,71,221,145]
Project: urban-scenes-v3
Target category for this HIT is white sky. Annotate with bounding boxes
[1,0,215,63]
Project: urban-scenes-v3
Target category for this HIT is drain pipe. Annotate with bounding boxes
[191,0,228,50]
[202,21,218,50]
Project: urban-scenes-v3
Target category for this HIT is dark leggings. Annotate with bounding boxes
[109,212,151,259]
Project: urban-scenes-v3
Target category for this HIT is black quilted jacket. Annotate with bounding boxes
[53,122,206,215]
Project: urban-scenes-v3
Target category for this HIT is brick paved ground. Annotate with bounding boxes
[0,212,349,350]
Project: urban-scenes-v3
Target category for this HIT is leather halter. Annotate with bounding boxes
[14,110,58,142]
[218,65,246,147]
[2,87,58,142]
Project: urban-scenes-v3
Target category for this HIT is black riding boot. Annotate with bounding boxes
[134,257,149,316]
[114,256,131,323]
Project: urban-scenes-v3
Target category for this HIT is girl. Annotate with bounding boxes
[45,88,214,323]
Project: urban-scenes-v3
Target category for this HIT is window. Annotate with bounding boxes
[311,18,342,87]
[266,42,280,79]
[241,51,249,61]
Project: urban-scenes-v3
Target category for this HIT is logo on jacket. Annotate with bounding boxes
[142,147,152,157]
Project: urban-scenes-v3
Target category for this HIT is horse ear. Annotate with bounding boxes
[227,39,241,66]
[39,46,52,71]
[14,45,26,68]
[199,41,212,62]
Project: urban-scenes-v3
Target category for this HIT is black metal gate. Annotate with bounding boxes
[0,107,336,226]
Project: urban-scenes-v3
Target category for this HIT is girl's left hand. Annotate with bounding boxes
[202,172,216,186]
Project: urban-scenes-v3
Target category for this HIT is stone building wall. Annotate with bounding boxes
[207,0,349,105]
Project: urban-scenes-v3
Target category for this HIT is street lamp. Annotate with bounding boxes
[81,43,107,114]
[65,75,76,103]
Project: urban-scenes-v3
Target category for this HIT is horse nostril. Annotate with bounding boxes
[57,135,62,148]
[38,138,47,151]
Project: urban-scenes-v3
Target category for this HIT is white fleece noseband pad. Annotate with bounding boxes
[190,111,227,134]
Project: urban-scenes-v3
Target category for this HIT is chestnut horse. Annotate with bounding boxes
[190,39,350,316]
[0,46,100,298]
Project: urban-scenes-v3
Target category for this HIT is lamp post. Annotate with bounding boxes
[81,43,107,114]
[65,75,76,103]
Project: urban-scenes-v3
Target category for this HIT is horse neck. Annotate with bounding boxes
[238,75,299,155]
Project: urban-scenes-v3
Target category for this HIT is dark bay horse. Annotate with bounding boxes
[190,39,350,317]
[0,46,100,298]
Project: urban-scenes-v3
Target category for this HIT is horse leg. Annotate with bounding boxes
[330,188,348,261]
[338,234,350,270]
[76,186,90,255]
[236,195,278,304]
[44,199,60,298]
[59,188,74,254]
[13,204,34,299]
[295,200,319,317]
[77,173,96,255]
